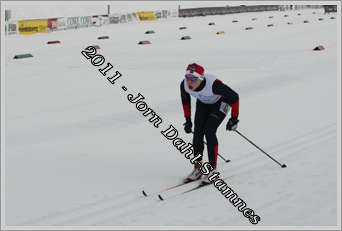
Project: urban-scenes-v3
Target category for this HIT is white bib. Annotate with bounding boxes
[184,74,221,104]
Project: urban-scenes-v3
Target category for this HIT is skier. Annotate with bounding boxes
[180,63,240,185]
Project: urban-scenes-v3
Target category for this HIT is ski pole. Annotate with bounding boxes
[215,148,230,163]
[235,130,287,168]
[191,132,230,163]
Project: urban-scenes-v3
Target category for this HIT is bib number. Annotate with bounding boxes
[219,102,229,115]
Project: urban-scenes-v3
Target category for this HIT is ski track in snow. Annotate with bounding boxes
[17,122,336,225]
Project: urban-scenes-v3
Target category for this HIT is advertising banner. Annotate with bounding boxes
[126,14,133,22]
[92,15,101,26]
[132,13,139,21]
[92,15,108,26]
[66,16,92,29]
[162,10,168,18]
[56,17,66,30]
[48,18,58,31]
[109,15,119,24]
[66,16,78,28]
[80,16,92,27]
[138,12,156,21]
[155,11,162,19]
[171,9,178,17]
[101,15,109,25]
[18,19,48,35]
[119,14,127,23]
[6,22,17,35]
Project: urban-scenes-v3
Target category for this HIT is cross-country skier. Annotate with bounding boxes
[180,63,240,185]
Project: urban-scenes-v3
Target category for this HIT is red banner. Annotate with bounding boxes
[48,18,58,31]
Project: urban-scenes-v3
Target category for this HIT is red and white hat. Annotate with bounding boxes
[185,63,204,78]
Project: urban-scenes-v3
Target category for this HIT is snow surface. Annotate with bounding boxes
[3,8,340,227]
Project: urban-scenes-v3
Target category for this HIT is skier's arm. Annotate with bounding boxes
[212,80,239,118]
[180,81,191,119]
[180,81,192,133]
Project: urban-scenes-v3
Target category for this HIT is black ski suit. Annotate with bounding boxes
[180,75,239,169]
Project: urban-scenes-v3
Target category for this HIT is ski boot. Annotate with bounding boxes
[184,161,203,183]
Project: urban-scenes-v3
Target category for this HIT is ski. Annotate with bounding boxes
[158,183,209,200]
[158,173,235,201]
[142,178,201,197]
[142,159,231,198]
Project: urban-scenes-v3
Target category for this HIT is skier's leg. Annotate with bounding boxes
[204,100,229,169]
[192,100,210,161]
[184,101,210,182]
[204,114,225,169]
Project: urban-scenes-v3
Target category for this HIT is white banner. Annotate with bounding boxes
[56,17,66,30]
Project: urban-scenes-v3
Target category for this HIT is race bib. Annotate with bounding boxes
[219,102,229,115]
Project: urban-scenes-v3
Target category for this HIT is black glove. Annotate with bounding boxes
[226,117,239,131]
[183,117,192,134]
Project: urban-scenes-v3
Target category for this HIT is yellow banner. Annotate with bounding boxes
[18,19,48,35]
[138,12,156,21]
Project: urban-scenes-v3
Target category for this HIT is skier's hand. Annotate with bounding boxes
[183,117,192,134]
[226,117,239,131]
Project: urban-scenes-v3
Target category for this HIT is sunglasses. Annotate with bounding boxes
[185,76,199,82]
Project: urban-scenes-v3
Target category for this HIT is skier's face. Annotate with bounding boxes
[185,74,202,90]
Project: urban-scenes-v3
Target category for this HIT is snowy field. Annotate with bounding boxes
[2,7,340,228]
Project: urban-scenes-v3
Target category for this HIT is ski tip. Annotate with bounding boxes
[199,182,210,187]
[158,194,164,201]
[142,190,148,197]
